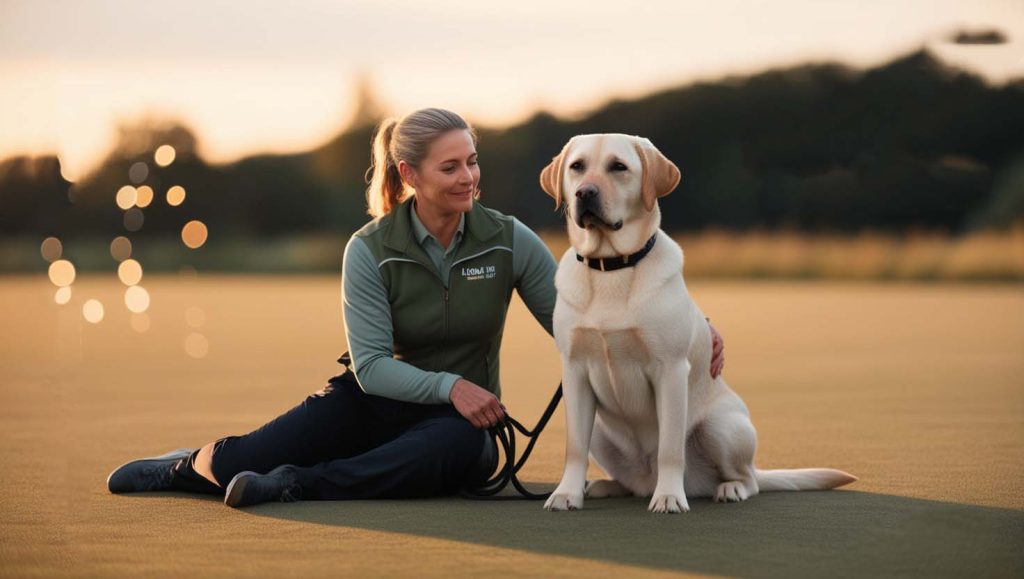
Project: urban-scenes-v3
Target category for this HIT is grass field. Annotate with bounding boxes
[1,275,1022,577]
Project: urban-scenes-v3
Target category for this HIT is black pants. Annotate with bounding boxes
[173,372,496,500]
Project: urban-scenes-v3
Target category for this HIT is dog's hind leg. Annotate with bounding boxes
[698,393,759,503]
[681,429,721,498]
[587,420,655,497]
[585,479,632,498]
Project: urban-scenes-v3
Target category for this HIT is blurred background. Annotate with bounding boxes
[2,0,1023,280]
[1,5,1022,575]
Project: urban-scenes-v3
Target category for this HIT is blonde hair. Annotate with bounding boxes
[364,108,476,218]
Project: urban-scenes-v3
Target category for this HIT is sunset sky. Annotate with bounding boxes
[2,0,1022,180]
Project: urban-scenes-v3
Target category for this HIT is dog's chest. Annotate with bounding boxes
[569,327,656,417]
[553,241,691,419]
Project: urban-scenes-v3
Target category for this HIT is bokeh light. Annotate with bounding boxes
[48,259,76,287]
[185,332,209,359]
[154,145,176,167]
[131,312,150,333]
[55,286,72,305]
[40,237,62,262]
[185,306,206,328]
[124,208,144,232]
[115,185,137,210]
[129,162,149,184]
[166,185,186,206]
[110,236,132,261]
[181,220,208,249]
[83,299,104,324]
[117,259,143,286]
[135,185,154,208]
[58,157,77,183]
[124,285,150,313]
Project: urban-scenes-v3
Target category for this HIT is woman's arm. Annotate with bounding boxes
[342,235,462,404]
[709,321,724,378]
[511,218,558,336]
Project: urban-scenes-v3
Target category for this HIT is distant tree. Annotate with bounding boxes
[0,156,70,235]
[4,49,1023,240]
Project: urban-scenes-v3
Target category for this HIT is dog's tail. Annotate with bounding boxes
[754,468,857,492]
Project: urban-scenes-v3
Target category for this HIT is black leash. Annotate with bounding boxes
[337,352,563,500]
[460,383,562,500]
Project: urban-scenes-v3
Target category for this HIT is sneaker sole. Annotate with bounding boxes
[106,448,195,493]
[224,471,259,508]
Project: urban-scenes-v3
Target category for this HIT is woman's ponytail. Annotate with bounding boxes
[365,118,406,218]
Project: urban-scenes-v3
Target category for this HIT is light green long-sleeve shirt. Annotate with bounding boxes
[342,207,557,405]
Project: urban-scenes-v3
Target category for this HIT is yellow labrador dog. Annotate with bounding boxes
[541,134,856,513]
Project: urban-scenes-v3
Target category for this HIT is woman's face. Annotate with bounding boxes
[401,129,479,215]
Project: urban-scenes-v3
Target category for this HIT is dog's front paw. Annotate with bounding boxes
[648,493,689,514]
[544,489,584,511]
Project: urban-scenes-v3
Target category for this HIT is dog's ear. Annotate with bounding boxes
[539,147,565,210]
[634,137,681,212]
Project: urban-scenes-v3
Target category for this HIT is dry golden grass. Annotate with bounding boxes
[4,226,1022,281]
[539,225,1024,281]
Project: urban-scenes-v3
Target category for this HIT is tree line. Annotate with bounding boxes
[2,49,1022,241]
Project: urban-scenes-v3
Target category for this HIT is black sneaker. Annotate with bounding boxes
[224,465,302,508]
[107,448,194,493]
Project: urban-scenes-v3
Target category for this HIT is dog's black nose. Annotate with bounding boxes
[576,184,598,200]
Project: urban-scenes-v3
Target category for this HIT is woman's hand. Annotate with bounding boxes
[449,379,506,429]
[709,321,725,378]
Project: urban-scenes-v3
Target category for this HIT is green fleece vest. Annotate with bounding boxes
[355,199,516,398]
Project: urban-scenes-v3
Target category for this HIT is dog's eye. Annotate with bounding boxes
[569,160,585,172]
[609,161,628,172]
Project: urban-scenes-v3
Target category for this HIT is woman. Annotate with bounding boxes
[107,108,726,507]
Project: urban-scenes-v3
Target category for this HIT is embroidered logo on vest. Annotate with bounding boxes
[461,265,496,281]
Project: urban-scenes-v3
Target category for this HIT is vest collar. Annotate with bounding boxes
[576,233,657,272]
[409,199,465,247]
[382,197,502,254]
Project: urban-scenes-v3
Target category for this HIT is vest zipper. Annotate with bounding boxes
[381,256,448,370]
[443,247,507,381]
[443,287,449,366]
[384,246,510,379]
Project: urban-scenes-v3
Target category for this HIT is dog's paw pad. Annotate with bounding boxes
[648,494,689,514]
[544,493,583,511]
[714,481,750,503]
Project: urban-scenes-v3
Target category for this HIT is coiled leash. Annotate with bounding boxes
[460,383,562,500]
[337,352,563,500]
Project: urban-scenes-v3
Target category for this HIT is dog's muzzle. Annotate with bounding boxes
[574,185,623,230]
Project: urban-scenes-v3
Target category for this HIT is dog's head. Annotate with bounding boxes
[540,134,680,256]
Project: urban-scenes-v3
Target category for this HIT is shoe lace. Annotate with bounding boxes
[142,464,174,491]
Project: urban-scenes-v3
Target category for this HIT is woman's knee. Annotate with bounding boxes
[403,416,488,492]
[418,416,486,465]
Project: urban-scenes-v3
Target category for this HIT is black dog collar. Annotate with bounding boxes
[576,234,658,272]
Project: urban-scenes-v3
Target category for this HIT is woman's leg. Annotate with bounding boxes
[107,372,400,495]
[168,450,222,494]
[192,443,219,487]
[294,410,492,499]
[192,373,405,488]
[225,405,493,506]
